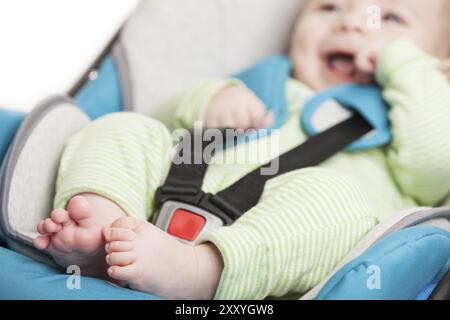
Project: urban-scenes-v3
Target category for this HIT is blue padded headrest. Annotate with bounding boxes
[75,56,124,119]
[234,55,292,130]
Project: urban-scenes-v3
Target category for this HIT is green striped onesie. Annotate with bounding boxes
[54,40,450,299]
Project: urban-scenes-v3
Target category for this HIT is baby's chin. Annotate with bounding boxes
[292,76,343,92]
[292,68,353,91]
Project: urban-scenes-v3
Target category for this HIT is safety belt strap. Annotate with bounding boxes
[158,128,212,197]
[155,112,372,223]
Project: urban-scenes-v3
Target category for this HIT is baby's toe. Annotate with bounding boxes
[104,227,137,242]
[105,241,134,254]
[50,209,72,226]
[110,217,142,231]
[43,218,62,234]
[37,220,46,235]
[66,195,95,227]
[107,265,137,281]
[106,251,135,267]
[33,235,50,250]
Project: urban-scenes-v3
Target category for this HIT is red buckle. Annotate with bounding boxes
[167,209,206,241]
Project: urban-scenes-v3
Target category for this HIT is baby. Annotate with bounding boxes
[33,0,450,300]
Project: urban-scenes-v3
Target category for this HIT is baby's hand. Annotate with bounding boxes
[354,40,384,84]
[440,59,450,83]
[204,86,274,130]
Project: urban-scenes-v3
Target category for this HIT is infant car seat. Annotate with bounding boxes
[0,0,449,300]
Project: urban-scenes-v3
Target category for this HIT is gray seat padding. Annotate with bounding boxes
[0,97,90,264]
[116,0,305,117]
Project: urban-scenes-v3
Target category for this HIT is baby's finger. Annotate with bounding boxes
[259,111,275,129]
[247,101,269,129]
[218,112,238,129]
[230,106,252,130]
[355,50,376,74]
[204,115,220,129]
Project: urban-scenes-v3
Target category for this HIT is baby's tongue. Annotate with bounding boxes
[330,55,356,76]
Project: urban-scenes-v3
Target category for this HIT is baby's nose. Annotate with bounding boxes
[338,12,365,34]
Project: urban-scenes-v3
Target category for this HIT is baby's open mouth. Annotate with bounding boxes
[324,51,358,79]
[322,51,375,85]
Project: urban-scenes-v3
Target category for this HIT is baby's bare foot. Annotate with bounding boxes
[33,194,126,279]
[104,217,223,299]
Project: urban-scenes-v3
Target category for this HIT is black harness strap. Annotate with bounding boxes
[159,128,211,196]
[211,112,372,218]
[155,112,373,224]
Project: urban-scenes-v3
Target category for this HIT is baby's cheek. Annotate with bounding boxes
[376,28,423,52]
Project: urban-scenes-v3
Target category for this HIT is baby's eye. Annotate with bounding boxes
[382,12,405,25]
[318,2,341,12]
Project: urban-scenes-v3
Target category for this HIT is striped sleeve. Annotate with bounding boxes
[376,40,450,206]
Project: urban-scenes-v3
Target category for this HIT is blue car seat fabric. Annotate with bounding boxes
[0,109,25,165]
[301,83,392,151]
[0,247,158,300]
[216,55,292,149]
[74,55,124,120]
[414,276,442,300]
[315,226,450,300]
[234,55,292,130]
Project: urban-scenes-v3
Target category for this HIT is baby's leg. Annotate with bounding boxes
[33,113,173,279]
[105,167,380,299]
[191,167,379,299]
[101,168,379,300]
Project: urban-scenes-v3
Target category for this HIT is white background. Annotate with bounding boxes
[0,0,139,112]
